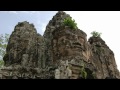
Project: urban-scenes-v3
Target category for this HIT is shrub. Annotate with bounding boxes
[63,17,78,29]
[0,60,4,68]
[0,33,9,61]
[91,31,102,37]
[81,68,87,79]
[0,33,9,68]
[80,61,87,79]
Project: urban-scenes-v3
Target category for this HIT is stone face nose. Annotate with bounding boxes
[74,35,79,42]
[72,35,81,46]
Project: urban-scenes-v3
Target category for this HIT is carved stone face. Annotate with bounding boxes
[52,29,86,61]
[6,40,27,65]
[5,32,33,66]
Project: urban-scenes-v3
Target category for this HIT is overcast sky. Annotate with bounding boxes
[0,11,120,70]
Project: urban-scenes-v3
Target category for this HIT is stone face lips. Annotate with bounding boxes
[1,11,120,79]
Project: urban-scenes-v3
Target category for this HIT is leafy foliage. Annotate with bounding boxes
[91,31,102,37]
[80,61,87,79]
[0,33,9,67]
[63,17,78,29]
[0,60,4,68]
[81,66,87,79]
[81,68,87,79]
[92,72,96,79]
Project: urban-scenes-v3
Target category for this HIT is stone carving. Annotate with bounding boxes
[0,11,119,79]
[88,37,120,79]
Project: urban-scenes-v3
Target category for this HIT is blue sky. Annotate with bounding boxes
[0,11,120,70]
[0,11,57,35]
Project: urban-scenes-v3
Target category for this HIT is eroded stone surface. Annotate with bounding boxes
[52,26,96,79]
[88,37,120,79]
[3,21,45,68]
[43,11,72,66]
[0,11,119,79]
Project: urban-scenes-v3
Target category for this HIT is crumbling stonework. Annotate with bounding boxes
[0,11,119,79]
[0,21,53,79]
[88,37,120,79]
[43,11,72,66]
[3,21,45,68]
[52,26,95,79]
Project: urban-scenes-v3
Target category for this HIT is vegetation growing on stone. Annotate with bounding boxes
[91,31,102,37]
[0,11,119,79]
[63,17,78,29]
[80,62,87,79]
[0,60,4,68]
[0,34,9,68]
[81,68,87,79]
[92,72,96,79]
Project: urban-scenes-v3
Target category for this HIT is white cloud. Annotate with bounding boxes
[8,11,18,14]
[0,11,39,14]
[0,11,17,14]
[17,11,37,14]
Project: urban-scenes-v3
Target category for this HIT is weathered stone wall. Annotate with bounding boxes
[0,11,119,79]
[3,21,46,68]
[43,11,72,66]
[88,37,120,79]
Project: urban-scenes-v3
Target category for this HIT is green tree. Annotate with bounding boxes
[91,31,102,37]
[63,17,78,29]
[0,60,4,68]
[0,33,9,68]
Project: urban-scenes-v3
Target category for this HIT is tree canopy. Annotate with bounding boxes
[63,17,78,29]
[91,31,102,37]
[0,33,9,68]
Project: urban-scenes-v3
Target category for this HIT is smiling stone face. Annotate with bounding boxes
[52,26,87,62]
[52,26,96,79]
[57,33,84,56]
[3,21,44,68]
